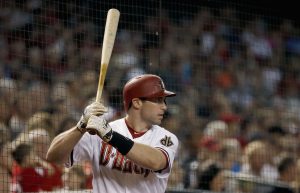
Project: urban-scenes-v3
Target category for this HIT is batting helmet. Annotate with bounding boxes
[123,74,176,111]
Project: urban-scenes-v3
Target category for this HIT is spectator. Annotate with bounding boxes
[167,160,184,190]
[62,165,87,190]
[240,140,278,181]
[183,136,222,189]
[203,120,228,141]
[198,136,222,163]
[293,158,300,192]
[220,138,242,172]
[28,128,63,191]
[268,153,296,193]
[12,143,55,192]
[0,142,13,193]
[26,111,54,139]
[56,116,78,136]
[198,160,225,192]
[11,128,63,191]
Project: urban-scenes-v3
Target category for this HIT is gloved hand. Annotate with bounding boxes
[86,115,113,142]
[76,102,107,133]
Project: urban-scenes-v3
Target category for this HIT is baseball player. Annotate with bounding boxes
[46,74,179,193]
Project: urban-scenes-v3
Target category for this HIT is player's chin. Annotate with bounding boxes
[153,120,162,125]
[155,116,163,124]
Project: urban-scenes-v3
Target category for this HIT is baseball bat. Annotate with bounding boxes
[96,8,120,102]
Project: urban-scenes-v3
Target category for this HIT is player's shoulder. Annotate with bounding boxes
[152,125,178,140]
[152,125,179,148]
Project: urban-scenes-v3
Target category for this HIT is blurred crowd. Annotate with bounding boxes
[1,0,300,192]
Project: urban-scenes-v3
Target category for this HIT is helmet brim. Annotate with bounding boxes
[163,90,176,97]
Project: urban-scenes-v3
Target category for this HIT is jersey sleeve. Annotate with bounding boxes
[65,133,94,168]
[154,132,179,178]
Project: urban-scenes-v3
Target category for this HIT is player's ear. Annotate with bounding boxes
[131,98,143,110]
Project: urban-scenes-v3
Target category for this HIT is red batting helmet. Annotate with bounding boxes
[123,74,176,111]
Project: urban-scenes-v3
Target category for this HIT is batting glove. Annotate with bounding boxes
[86,115,113,142]
[76,102,108,133]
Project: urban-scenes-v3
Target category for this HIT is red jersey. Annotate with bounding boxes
[18,167,45,192]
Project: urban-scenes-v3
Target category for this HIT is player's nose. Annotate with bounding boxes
[161,101,167,111]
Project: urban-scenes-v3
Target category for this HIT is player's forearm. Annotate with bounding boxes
[46,127,83,164]
[126,143,167,171]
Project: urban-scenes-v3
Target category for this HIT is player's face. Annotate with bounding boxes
[140,97,167,125]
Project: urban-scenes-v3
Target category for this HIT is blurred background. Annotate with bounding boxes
[0,0,300,192]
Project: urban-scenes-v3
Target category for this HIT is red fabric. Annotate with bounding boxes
[12,162,21,182]
[85,174,93,189]
[220,113,242,123]
[83,162,93,189]
[199,136,221,152]
[18,167,45,192]
[125,119,147,138]
[40,163,63,191]
[215,71,234,89]
[11,162,22,193]
[13,162,63,192]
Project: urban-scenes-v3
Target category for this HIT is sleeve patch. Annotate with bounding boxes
[160,135,174,147]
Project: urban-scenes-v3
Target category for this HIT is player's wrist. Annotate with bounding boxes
[108,131,134,155]
[76,126,86,134]
[76,117,87,134]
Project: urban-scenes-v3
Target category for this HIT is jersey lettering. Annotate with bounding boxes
[99,142,113,166]
[99,142,151,177]
[141,168,151,177]
[123,159,133,173]
[112,151,125,171]
[133,164,141,174]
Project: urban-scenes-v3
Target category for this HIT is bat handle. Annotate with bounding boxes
[95,88,103,103]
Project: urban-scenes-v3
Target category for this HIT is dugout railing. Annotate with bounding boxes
[39,171,292,193]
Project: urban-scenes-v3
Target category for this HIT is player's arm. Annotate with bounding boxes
[46,127,84,164]
[86,115,172,171]
[46,102,107,164]
[126,143,168,171]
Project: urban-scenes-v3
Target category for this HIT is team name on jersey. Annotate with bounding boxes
[99,141,151,177]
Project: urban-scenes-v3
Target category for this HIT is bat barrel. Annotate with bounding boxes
[96,8,120,102]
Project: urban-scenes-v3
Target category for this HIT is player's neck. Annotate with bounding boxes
[125,115,150,133]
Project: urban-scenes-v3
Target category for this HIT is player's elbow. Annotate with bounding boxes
[46,150,56,163]
[146,150,168,171]
[46,150,65,164]
[147,156,168,171]
[146,160,167,171]
[152,162,166,171]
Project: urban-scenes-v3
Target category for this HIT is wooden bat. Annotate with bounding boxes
[96,8,120,102]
